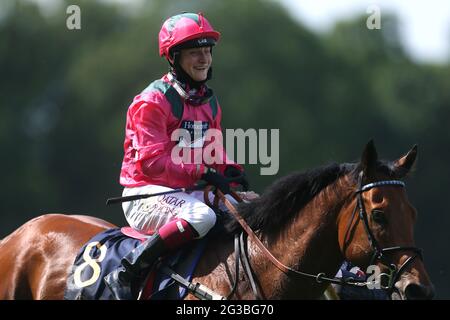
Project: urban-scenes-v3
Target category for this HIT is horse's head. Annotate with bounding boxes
[337,141,434,300]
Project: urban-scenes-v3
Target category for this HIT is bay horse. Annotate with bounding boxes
[0,141,434,300]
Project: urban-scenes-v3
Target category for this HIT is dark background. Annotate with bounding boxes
[1,0,449,298]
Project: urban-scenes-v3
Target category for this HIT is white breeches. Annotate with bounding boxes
[122,185,238,238]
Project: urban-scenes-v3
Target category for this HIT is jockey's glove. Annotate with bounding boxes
[201,168,231,194]
[224,166,249,191]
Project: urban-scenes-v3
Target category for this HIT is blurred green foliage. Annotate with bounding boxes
[0,0,449,298]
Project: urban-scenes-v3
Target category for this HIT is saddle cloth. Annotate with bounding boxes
[63,227,206,300]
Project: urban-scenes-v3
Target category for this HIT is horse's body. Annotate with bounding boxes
[0,214,113,299]
[0,142,434,299]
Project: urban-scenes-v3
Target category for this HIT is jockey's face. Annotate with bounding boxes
[179,46,212,82]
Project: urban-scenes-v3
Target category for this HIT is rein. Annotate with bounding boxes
[217,190,363,288]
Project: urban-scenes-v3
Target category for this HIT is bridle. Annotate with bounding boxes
[217,171,424,298]
[344,171,423,291]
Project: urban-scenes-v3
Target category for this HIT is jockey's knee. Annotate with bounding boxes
[179,205,216,239]
[194,206,216,239]
[202,207,217,236]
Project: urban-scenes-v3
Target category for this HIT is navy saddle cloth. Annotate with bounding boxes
[64,227,206,300]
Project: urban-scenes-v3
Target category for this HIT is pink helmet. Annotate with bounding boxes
[158,12,221,59]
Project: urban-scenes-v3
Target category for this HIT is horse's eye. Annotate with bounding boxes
[371,209,387,226]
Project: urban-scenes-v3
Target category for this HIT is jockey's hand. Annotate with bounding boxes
[224,166,249,191]
[201,168,231,194]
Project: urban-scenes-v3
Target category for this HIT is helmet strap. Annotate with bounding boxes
[167,72,213,106]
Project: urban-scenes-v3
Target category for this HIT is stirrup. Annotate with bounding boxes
[104,268,136,300]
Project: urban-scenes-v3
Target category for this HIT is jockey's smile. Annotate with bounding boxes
[178,46,212,82]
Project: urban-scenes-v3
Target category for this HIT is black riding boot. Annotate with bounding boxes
[104,233,166,300]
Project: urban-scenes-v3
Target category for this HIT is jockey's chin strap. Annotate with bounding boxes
[167,72,213,106]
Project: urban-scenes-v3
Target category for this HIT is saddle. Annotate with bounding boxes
[63,227,207,300]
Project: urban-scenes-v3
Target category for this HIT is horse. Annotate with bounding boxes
[0,141,434,300]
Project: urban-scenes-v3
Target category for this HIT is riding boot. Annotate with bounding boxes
[104,233,165,300]
[104,218,196,300]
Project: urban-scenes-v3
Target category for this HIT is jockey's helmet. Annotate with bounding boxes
[159,12,220,60]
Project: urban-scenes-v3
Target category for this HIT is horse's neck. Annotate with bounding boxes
[251,177,351,299]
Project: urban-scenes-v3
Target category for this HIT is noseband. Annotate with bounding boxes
[346,172,423,291]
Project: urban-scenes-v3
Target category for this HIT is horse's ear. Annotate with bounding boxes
[360,139,378,178]
[393,144,417,178]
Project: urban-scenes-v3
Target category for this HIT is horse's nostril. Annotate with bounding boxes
[404,283,434,300]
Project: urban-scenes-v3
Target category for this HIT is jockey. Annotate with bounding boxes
[104,12,248,300]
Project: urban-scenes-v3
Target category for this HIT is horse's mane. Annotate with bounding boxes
[224,160,398,236]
